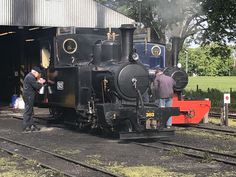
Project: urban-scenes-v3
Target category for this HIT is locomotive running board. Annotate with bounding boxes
[119,129,175,140]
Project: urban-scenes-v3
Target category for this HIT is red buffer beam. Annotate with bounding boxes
[172,96,211,124]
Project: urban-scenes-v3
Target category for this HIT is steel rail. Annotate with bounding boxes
[188,125,236,135]
[132,142,236,166]
[0,136,122,177]
[159,141,236,159]
[0,146,75,177]
[209,112,236,119]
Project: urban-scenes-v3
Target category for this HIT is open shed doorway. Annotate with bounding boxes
[0,26,56,105]
[0,26,19,105]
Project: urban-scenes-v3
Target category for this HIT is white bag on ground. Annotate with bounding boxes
[14,97,25,109]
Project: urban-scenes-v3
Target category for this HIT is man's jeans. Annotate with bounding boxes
[156,98,173,126]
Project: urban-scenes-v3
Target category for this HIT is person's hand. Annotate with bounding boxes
[38,78,46,84]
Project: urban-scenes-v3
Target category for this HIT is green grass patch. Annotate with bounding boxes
[183,76,236,110]
[209,117,236,127]
[85,155,194,177]
[176,128,236,142]
[167,147,183,156]
[85,154,105,166]
[0,156,61,177]
[186,76,236,92]
[209,171,236,177]
[108,165,195,177]
[54,148,81,155]
[85,152,236,177]
[0,157,18,171]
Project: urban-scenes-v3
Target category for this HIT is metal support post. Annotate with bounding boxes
[138,0,142,23]
[225,103,228,126]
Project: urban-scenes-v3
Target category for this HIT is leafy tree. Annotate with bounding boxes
[96,0,236,67]
[178,44,234,76]
[199,0,236,44]
[96,0,202,46]
[96,0,236,45]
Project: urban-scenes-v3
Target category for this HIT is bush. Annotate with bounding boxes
[183,89,236,111]
[230,68,236,76]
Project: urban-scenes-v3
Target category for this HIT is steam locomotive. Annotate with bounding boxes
[37,24,180,139]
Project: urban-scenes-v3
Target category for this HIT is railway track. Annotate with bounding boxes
[132,141,236,166]
[182,111,236,136]
[6,111,236,137]
[186,125,236,136]
[0,136,122,177]
[209,112,236,119]
[0,146,71,177]
[3,110,236,167]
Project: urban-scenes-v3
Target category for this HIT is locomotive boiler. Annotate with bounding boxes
[38,24,180,139]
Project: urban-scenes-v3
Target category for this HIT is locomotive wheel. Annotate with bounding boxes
[49,107,64,121]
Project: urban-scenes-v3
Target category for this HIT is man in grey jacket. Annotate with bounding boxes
[22,66,45,132]
[153,68,176,128]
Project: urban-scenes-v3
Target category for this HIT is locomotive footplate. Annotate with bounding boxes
[119,129,175,140]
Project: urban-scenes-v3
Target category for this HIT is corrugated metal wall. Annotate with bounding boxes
[0,0,134,28]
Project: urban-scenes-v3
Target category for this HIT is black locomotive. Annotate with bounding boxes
[38,24,180,139]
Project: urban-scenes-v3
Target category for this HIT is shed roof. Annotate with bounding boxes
[0,0,134,28]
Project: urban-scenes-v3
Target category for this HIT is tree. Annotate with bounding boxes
[178,44,234,76]
[96,0,205,67]
[96,0,236,66]
[199,0,236,44]
[97,0,202,45]
[96,0,236,45]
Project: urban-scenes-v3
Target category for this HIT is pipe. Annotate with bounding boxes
[119,24,136,61]
[171,37,180,67]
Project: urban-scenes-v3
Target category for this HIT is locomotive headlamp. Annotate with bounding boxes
[63,38,78,54]
[177,63,182,68]
[129,52,139,62]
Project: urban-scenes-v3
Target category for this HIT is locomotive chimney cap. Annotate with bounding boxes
[120,24,136,29]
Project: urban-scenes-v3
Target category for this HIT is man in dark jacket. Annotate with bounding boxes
[22,66,45,132]
[153,68,176,128]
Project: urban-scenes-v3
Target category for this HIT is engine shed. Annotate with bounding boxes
[0,0,134,104]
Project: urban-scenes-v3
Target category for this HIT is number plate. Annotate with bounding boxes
[146,112,155,118]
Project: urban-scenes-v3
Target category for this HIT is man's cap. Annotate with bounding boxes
[32,66,42,74]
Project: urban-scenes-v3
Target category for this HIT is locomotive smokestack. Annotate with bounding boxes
[119,24,136,61]
[171,37,180,67]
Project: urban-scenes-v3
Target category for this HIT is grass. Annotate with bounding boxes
[0,156,60,177]
[108,165,195,177]
[54,148,81,155]
[176,126,236,142]
[183,76,236,109]
[209,117,236,127]
[186,76,236,92]
[85,150,236,177]
[85,154,194,177]
[85,154,104,166]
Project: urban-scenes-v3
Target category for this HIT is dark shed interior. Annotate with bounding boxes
[0,26,56,104]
